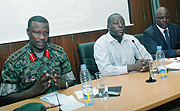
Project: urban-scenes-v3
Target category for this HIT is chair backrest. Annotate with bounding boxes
[77,42,98,80]
[134,34,144,46]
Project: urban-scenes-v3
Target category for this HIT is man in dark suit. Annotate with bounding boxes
[143,7,180,58]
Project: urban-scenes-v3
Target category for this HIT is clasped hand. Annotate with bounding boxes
[136,59,149,72]
[44,69,66,88]
[31,69,65,96]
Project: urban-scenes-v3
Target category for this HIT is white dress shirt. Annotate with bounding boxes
[156,24,170,41]
[94,32,152,76]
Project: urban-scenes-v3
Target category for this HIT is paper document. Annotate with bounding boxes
[40,92,68,105]
[74,87,98,99]
[166,61,180,69]
[40,92,84,111]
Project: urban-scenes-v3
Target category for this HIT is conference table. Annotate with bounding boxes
[0,70,180,111]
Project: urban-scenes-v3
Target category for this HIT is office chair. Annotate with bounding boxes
[134,34,144,46]
[77,42,99,80]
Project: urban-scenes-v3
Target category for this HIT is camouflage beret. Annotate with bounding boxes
[13,102,46,111]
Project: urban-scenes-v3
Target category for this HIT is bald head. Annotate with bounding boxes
[156,7,170,17]
[155,7,170,29]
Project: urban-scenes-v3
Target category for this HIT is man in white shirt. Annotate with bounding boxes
[94,13,152,76]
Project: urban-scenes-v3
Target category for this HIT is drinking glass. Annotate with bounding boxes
[95,72,109,101]
[149,59,158,77]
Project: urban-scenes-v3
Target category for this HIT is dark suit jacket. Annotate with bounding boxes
[143,23,180,58]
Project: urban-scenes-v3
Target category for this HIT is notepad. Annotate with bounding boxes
[40,92,84,110]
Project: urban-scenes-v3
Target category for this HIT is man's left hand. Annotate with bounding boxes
[52,69,66,88]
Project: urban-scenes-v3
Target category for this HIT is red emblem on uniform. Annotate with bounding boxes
[45,50,49,58]
[29,53,36,62]
[29,50,49,62]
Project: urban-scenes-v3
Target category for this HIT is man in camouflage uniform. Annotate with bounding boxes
[0,16,75,105]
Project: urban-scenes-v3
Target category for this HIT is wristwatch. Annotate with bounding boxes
[65,81,69,88]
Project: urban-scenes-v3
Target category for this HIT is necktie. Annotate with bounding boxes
[163,29,171,50]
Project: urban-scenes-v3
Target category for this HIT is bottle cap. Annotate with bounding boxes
[80,64,87,69]
[157,46,162,50]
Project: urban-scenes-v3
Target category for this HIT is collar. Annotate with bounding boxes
[27,43,50,62]
[107,32,127,43]
[29,50,50,62]
[156,24,169,34]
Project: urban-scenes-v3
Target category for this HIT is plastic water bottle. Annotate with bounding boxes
[156,46,167,79]
[80,64,95,106]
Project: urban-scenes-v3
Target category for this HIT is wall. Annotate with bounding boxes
[0,0,179,83]
[160,0,180,25]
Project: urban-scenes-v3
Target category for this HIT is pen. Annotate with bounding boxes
[46,104,61,109]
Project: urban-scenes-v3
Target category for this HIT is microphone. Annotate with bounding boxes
[132,40,144,60]
[132,40,156,83]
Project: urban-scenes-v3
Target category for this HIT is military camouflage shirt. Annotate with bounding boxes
[0,42,75,96]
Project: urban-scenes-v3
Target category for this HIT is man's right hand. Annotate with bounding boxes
[0,72,52,106]
[30,72,51,96]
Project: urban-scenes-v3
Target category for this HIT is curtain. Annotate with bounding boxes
[150,0,160,23]
[152,0,160,17]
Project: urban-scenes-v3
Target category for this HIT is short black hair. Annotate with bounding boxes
[107,13,124,25]
[27,15,49,30]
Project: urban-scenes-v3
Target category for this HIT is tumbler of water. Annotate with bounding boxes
[149,59,158,77]
[95,72,109,101]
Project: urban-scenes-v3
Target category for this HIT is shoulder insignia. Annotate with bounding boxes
[9,47,26,62]
[49,44,63,52]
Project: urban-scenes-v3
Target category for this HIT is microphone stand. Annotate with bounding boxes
[145,72,156,83]
[132,40,144,60]
[132,40,156,83]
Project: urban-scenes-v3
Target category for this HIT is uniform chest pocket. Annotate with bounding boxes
[52,66,61,75]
